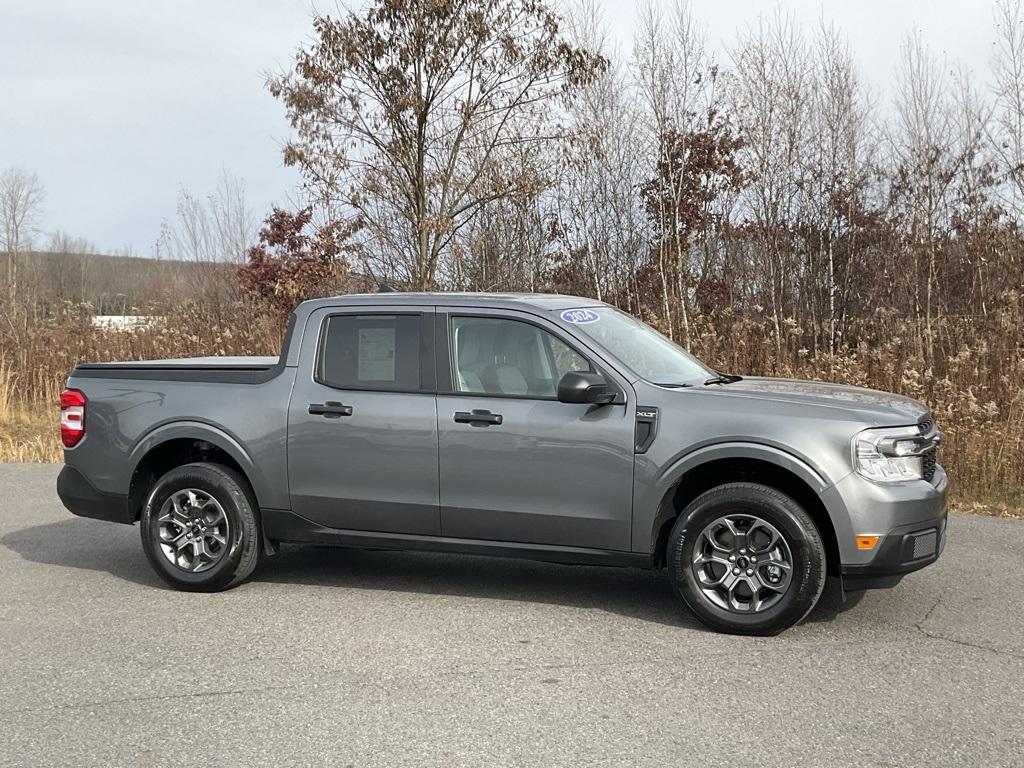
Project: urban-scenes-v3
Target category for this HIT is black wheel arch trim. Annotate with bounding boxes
[126,421,265,516]
[646,442,837,565]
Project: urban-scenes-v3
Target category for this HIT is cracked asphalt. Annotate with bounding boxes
[1,463,1022,767]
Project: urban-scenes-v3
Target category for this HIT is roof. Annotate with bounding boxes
[298,292,607,313]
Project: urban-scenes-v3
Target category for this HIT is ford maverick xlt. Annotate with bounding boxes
[57,293,947,635]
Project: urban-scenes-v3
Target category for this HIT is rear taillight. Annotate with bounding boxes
[60,389,86,448]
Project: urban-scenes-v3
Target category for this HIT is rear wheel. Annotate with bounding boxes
[667,482,826,635]
[140,463,260,592]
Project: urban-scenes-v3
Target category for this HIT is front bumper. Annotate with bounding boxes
[840,513,947,590]
[820,464,948,591]
[57,465,133,524]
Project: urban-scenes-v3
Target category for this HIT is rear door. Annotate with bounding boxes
[287,306,440,535]
[436,308,636,551]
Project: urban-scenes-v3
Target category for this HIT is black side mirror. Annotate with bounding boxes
[557,371,616,405]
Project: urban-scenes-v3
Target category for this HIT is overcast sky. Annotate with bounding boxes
[0,0,1001,256]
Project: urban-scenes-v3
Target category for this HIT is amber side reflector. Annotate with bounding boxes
[856,536,880,550]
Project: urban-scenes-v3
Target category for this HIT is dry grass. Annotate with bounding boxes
[0,404,61,462]
[638,295,1024,515]
[0,360,12,421]
[0,298,283,466]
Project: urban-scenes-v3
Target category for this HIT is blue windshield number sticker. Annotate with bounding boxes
[561,309,600,324]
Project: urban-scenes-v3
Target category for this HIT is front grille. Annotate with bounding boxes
[917,421,939,482]
[922,447,937,482]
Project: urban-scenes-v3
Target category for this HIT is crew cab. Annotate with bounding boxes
[57,293,948,634]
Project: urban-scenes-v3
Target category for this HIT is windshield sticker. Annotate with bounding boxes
[560,309,600,324]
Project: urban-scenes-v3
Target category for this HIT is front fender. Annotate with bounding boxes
[631,441,840,555]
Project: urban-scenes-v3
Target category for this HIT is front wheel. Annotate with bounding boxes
[667,482,826,635]
[140,463,260,592]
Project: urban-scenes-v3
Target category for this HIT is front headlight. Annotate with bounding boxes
[853,424,938,483]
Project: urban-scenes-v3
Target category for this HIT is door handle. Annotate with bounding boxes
[309,401,354,418]
[454,409,503,426]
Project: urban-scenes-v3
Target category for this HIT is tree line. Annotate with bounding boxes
[5,0,1023,353]
[253,0,1024,363]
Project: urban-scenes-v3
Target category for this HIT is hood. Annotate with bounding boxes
[702,377,930,426]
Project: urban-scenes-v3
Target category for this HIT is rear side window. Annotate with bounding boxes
[317,314,422,392]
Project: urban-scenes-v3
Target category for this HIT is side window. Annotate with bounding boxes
[451,316,591,398]
[317,314,422,392]
[549,335,591,380]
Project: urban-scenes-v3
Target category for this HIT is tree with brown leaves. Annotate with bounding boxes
[238,207,357,321]
[268,0,606,290]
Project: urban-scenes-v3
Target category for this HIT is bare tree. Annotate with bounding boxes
[802,22,877,354]
[548,0,649,305]
[991,0,1024,220]
[0,167,46,307]
[634,0,720,339]
[454,140,553,292]
[886,31,963,360]
[948,65,999,317]
[45,230,98,307]
[156,171,257,320]
[726,12,814,351]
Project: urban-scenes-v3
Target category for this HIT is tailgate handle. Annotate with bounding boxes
[309,401,354,418]
[454,409,503,426]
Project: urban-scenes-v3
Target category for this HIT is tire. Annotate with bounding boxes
[666,482,826,636]
[140,462,260,592]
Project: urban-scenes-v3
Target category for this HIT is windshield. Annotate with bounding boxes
[557,307,713,385]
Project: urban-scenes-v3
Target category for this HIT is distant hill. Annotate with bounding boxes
[1,250,373,316]
[1,250,230,315]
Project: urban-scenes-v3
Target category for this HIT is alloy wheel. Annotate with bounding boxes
[156,489,230,573]
[691,513,794,613]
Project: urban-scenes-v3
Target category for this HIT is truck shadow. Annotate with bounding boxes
[259,543,701,629]
[3,519,858,630]
[258,546,862,628]
[1,518,161,588]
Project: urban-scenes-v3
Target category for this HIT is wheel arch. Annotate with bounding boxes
[126,422,263,524]
[649,449,840,577]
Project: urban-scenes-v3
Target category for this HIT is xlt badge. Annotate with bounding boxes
[635,406,660,454]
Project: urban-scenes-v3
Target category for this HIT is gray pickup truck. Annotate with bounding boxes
[57,292,947,634]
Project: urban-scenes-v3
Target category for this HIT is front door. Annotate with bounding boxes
[437,311,635,551]
[287,308,440,535]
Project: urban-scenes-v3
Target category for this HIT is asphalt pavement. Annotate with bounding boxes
[0,463,1022,767]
